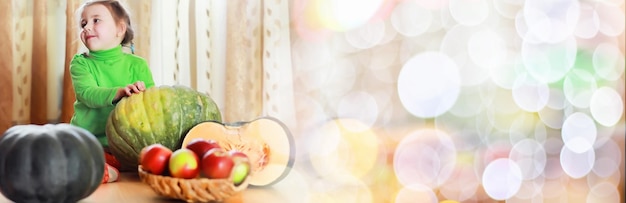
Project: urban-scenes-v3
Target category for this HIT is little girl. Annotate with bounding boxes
[70,0,155,183]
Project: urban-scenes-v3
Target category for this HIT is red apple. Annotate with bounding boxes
[186,138,221,158]
[229,150,251,185]
[229,150,249,160]
[201,148,234,179]
[140,144,172,175]
[168,148,200,179]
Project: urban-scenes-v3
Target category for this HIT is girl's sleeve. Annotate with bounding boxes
[137,58,156,88]
[70,56,118,108]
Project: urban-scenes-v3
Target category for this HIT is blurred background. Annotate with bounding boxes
[0,0,624,202]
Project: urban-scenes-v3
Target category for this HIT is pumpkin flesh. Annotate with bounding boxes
[181,117,294,186]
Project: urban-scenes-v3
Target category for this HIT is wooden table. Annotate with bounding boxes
[0,126,624,203]
[0,172,287,203]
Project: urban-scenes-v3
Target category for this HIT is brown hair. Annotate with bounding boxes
[77,0,134,46]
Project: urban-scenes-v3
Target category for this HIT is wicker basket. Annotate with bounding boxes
[138,166,249,202]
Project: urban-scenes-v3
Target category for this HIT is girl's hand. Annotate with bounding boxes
[112,83,142,104]
[133,81,146,92]
[113,88,127,104]
[124,84,140,95]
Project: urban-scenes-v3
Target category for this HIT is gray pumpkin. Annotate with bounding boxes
[0,123,104,203]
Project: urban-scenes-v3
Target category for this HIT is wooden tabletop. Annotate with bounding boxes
[0,125,624,203]
[0,163,624,203]
[0,172,286,203]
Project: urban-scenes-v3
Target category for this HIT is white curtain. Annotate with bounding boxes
[262,0,297,128]
[139,0,296,125]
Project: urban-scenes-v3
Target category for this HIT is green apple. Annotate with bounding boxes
[229,150,251,186]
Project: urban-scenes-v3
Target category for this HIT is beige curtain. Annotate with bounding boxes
[0,0,296,133]
[0,0,14,132]
[60,0,82,123]
[0,0,67,127]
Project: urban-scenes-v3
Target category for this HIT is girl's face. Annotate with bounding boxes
[80,4,125,52]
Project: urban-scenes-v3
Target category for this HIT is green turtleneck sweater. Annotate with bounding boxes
[69,45,155,147]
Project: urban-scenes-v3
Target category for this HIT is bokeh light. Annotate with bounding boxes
[366,42,399,83]
[513,178,545,201]
[438,163,479,202]
[267,169,311,203]
[397,52,461,118]
[592,140,622,178]
[521,36,577,83]
[509,139,546,180]
[590,87,624,127]
[587,182,621,203]
[448,86,485,118]
[390,1,432,37]
[393,129,457,188]
[595,2,626,37]
[493,0,522,19]
[288,0,626,201]
[560,143,595,179]
[344,20,386,50]
[467,28,508,71]
[309,175,374,203]
[394,184,438,203]
[482,158,523,200]
[489,53,524,89]
[448,0,489,26]
[575,2,600,39]
[587,170,623,200]
[441,25,491,86]
[561,112,597,153]
[309,119,381,181]
[415,0,448,10]
[512,73,550,112]
[328,0,385,31]
[593,43,625,81]
[522,0,580,44]
[293,0,386,33]
[336,91,380,131]
[563,69,598,108]
[508,111,540,144]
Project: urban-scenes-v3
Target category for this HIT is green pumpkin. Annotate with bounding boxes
[0,123,105,203]
[106,85,222,171]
